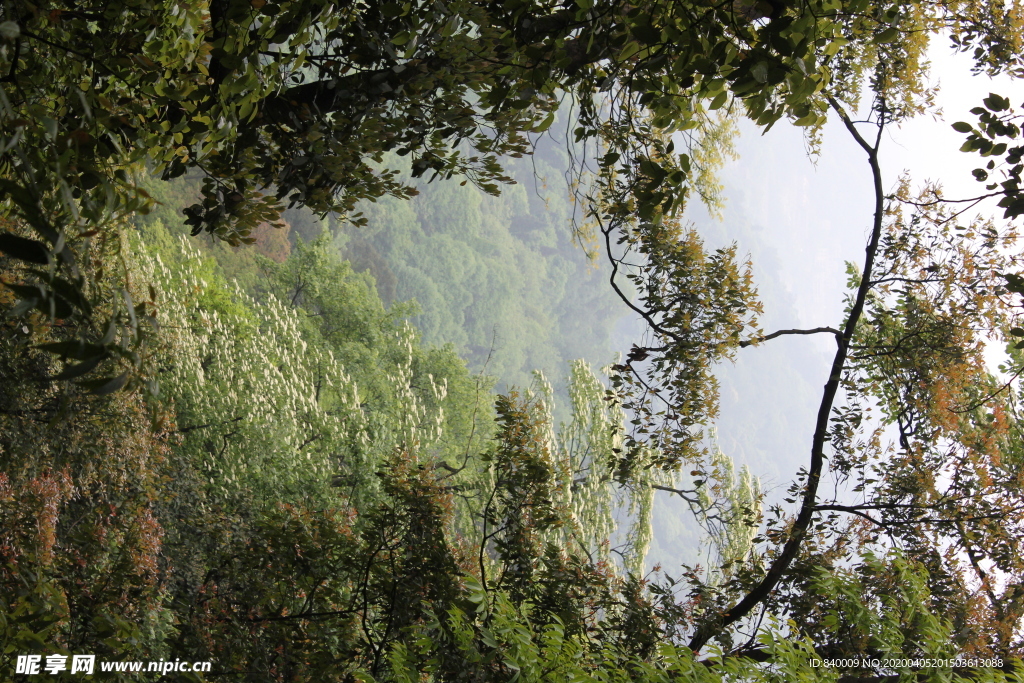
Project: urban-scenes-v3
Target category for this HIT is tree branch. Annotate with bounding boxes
[739,327,841,348]
[599,216,682,343]
[688,95,888,653]
[246,608,360,623]
[177,416,244,434]
[652,484,701,504]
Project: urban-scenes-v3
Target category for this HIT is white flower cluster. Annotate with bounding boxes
[135,238,448,507]
[532,361,671,578]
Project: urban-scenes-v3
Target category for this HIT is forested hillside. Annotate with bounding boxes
[136,135,628,399]
[331,142,624,393]
[2,207,670,679]
[5,0,1024,681]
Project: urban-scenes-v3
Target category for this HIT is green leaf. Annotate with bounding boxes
[0,180,59,243]
[618,41,640,61]
[533,112,555,133]
[37,340,107,361]
[78,371,130,395]
[52,353,109,381]
[122,288,137,332]
[984,93,1010,112]
[1002,273,1024,294]
[0,232,49,264]
[47,276,92,315]
[951,121,973,133]
[823,37,849,55]
[41,116,58,140]
[4,282,45,301]
[480,628,498,648]
[874,27,899,43]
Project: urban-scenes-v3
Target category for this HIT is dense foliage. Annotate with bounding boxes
[0,215,655,679]
[4,0,1024,681]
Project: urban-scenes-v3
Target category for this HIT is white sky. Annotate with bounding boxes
[726,43,1021,345]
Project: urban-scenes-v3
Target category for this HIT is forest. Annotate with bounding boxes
[2,0,1024,681]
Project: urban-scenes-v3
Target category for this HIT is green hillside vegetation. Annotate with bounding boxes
[0,212,676,679]
[1,215,978,680]
[135,155,722,579]
[135,139,627,404]
[331,141,625,393]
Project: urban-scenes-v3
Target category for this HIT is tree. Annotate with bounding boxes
[0,0,1015,394]
[603,92,1024,671]
[0,220,186,680]
[0,0,1015,236]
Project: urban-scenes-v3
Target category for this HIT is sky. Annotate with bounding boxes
[725,42,1019,339]
[712,39,1021,463]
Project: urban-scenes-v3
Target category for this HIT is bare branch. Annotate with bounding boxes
[739,327,841,348]
[688,95,889,653]
[652,484,701,504]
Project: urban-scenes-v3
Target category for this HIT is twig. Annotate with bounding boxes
[739,327,841,348]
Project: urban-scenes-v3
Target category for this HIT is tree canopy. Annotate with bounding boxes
[2,0,1019,235]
